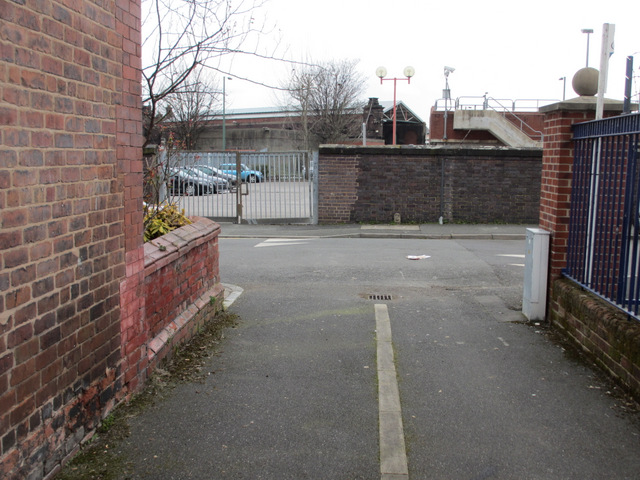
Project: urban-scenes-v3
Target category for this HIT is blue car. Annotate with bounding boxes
[219,163,263,183]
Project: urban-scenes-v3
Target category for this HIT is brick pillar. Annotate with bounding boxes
[115,0,147,395]
[538,97,625,308]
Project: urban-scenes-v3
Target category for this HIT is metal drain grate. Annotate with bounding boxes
[368,294,393,301]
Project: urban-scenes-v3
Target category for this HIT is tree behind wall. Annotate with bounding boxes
[141,0,265,147]
[165,72,219,150]
[285,59,366,149]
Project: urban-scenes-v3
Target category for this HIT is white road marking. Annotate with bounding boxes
[375,304,409,478]
[254,238,312,248]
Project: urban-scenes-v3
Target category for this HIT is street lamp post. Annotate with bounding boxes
[559,76,566,101]
[443,66,454,141]
[376,66,415,145]
[222,76,232,150]
[582,28,594,67]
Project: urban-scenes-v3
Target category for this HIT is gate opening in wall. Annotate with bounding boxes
[163,151,316,224]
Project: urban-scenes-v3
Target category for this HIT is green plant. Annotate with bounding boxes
[97,414,115,434]
[144,202,192,242]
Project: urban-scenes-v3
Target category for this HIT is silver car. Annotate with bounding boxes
[193,165,237,186]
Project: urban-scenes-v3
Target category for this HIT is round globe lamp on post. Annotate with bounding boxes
[376,66,415,145]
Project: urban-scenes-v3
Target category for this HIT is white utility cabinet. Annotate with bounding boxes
[523,228,550,321]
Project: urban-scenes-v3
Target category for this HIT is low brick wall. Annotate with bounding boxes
[549,278,640,400]
[142,217,224,370]
[318,145,541,224]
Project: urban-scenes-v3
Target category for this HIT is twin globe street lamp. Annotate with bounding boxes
[376,66,415,145]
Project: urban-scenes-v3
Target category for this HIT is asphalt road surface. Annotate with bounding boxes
[122,236,640,479]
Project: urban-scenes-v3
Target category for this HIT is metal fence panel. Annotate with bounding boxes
[565,113,640,319]
[168,151,314,223]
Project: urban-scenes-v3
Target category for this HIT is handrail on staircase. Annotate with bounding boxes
[485,97,544,142]
[434,95,558,143]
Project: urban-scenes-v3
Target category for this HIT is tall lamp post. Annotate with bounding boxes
[376,66,415,145]
[559,76,566,101]
[222,76,232,150]
[582,28,594,67]
[443,66,454,140]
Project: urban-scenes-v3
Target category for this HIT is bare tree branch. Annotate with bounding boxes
[283,59,366,149]
[165,72,219,150]
[141,0,268,147]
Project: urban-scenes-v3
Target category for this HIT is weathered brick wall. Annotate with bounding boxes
[143,217,223,349]
[538,100,640,401]
[318,146,541,224]
[0,0,142,477]
[549,279,640,399]
[317,151,360,223]
[538,107,595,283]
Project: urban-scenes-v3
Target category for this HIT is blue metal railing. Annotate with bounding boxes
[565,113,640,319]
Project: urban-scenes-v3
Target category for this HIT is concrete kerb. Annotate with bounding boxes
[217,224,532,241]
[223,284,244,309]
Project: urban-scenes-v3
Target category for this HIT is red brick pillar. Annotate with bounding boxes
[538,98,625,309]
[115,0,147,395]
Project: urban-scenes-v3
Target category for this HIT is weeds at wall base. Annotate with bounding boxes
[55,311,238,480]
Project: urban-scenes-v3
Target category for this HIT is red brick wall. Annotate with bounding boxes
[144,218,221,339]
[0,0,142,477]
[539,100,640,401]
[318,146,542,224]
[143,218,224,369]
[549,279,640,400]
[538,108,595,282]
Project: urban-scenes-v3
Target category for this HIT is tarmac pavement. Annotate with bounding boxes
[119,223,640,479]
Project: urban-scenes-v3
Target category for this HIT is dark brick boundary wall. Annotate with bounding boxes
[318,145,542,224]
[538,99,640,401]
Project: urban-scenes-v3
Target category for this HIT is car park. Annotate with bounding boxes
[169,167,228,195]
[219,163,264,183]
[193,164,237,186]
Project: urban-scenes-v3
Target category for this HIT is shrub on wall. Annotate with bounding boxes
[143,203,192,242]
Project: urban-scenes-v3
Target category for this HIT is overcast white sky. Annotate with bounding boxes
[220,0,640,123]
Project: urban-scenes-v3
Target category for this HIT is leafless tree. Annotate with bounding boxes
[141,0,266,147]
[284,59,367,149]
[164,72,218,150]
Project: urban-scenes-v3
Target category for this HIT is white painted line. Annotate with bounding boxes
[254,238,311,248]
[262,238,308,242]
[498,337,510,347]
[375,304,409,478]
[509,263,525,267]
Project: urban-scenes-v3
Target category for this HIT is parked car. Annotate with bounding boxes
[193,164,237,186]
[219,163,264,183]
[169,167,228,195]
